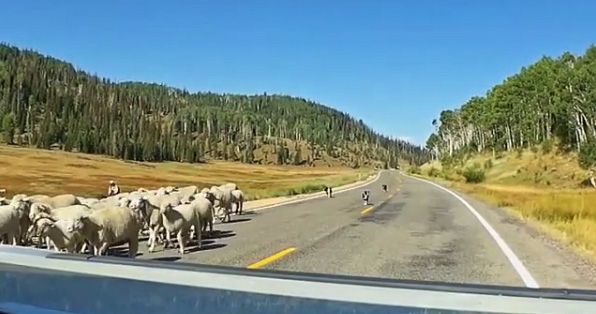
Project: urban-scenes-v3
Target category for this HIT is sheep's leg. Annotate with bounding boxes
[239,201,243,215]
[195,222,202,249]
[189,225,195,242]
[157,227,165,244]
[128,237,138,258]
[177,232,185,254]
[164,229,172,249]
[226,205,232,223]
[148,226,158,253]
[10,233,17,246]
[97,242,109,256]
[147,227,154,247]
[78,241,87,254]
[147,226,155,247]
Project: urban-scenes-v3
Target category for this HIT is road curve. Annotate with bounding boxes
[137,171,596,289]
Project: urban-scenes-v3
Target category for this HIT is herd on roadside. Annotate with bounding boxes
[0,184,244,257]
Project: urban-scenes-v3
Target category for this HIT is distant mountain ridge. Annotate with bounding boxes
[0,43,428,167]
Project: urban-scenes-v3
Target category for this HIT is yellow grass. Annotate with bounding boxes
[0,145,372,200]
[454,183,596,260]
[421,149,596,261]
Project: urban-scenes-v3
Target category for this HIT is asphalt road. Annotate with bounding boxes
[136,170,596,289]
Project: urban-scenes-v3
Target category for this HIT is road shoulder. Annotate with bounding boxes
[406,174,596,289]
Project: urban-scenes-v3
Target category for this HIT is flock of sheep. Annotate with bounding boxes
[0,184,244,257]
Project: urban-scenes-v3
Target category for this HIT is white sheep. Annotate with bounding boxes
[176,185,199,200]
[128,196,159,252]
[231,189,245,215]
[165,186,178,194]
[77,197,99,207]
[74,206,143,257]
[28,194,80,209]
[0,199,31,245]
[210,186,233,223]
[27,203,92,248]
[28,203,92,221]
[191,196,215,235]
[221,183,239,191]
[30,212,84,253]
[160,202,202,254]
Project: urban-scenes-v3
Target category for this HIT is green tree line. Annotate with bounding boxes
[427,46,596,161]
[0,43,428,167]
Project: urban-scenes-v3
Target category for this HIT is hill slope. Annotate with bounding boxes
[426,45,596,162]
[0,43,427,167]
[0,144,371,200]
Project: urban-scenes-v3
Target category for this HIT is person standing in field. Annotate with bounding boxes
[107,180,120,196]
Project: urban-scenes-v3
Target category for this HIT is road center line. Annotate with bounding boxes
[360,207,374,215]
[407,175,539,288]
[247,248,297,269]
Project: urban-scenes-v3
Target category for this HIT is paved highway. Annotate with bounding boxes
[137,170,596,290]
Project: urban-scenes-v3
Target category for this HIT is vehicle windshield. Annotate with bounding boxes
[0,1,595,313]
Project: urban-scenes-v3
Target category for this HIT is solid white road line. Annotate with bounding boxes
[406,175,540,289]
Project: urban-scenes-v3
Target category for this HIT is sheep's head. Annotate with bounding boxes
[29,203,51,221]
[11,194,27,203]
[13,198,32,217]
[65,220,80,233]
[38,218,56,235]
[71,217,86,232]
[118,197,131,208]
[197,191,216,204]
[181,195,195,204]
[165,186,178,194]
[159,203,173,214]
[128,197,145,210]
[73,215,99,232]
[156,188,169,196]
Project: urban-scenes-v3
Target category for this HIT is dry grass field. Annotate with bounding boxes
[0,145,372,201]
[419,150,596,261]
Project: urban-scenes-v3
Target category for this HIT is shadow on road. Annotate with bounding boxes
[224,218,252,224]
[187,243,227,253]
[205,230,236,239]
[106,247,144,258]
[152,256,181,262]
[238,211,260,216]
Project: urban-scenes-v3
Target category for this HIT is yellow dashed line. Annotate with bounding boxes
[360,206,374,215]
[247,247,297,269]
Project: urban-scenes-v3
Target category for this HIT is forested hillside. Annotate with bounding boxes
[0,43,428,167]
[427,46,596,168]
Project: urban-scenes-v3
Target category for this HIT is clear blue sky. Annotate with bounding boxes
[1,1,595,145]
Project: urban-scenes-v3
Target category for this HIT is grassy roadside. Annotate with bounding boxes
[413,151,596,261]
[0,145,373,201]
